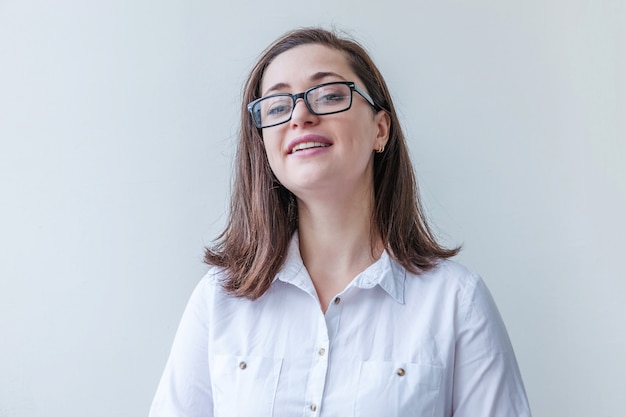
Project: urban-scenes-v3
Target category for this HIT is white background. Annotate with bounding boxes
[1,0,624,416]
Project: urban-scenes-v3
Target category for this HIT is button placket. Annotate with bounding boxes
[324,291,343,342]
[303,309,330,416]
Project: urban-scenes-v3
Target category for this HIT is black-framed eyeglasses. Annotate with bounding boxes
[247,81,381,129]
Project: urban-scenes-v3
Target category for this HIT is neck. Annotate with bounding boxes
[296,185,383,310]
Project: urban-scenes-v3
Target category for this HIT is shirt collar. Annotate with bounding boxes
[273,233,315,295]
[351,248,406,304]
[275,233,406,304]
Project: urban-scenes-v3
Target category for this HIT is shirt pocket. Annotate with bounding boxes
[354,360,443,417]
[211,354,283,417]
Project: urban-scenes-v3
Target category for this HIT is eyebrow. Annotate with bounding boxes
[262,71,347,96]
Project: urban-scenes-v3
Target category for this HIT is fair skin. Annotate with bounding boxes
[260,44,391,311]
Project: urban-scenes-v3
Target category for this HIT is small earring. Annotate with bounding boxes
[376,144,385,154]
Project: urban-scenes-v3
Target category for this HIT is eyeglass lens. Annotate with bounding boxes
[254,83,352,128]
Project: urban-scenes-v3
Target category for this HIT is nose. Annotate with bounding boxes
[290,98,319,127]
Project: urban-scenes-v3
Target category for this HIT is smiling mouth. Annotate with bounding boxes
[290,142,331,154]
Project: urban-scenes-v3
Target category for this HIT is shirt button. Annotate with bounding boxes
[239,361,247,370]
[318,348,326,356]
[310,404,317,412]
[396,367,406,377]
[334,297,341,305]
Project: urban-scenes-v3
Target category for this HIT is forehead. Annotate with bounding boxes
[260,44,357,94]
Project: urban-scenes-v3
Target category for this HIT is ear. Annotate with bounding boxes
[373,110,391,151]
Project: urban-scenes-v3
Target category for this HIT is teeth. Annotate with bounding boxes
[291,142,330,153]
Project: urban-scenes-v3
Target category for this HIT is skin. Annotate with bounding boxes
[260,44,391,311]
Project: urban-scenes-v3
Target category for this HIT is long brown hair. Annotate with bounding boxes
[205,27,459,299]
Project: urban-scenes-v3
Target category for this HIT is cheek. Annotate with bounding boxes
[262,136,282,173]
[349,121,378,152]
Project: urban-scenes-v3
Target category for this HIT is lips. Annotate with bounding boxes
[290,141,331,153]
[287,135,332,154]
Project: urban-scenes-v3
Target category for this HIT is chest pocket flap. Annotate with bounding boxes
[354,360,443,417]
[212,354,283,417]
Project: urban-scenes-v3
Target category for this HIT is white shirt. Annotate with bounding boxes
[150,236,532,417]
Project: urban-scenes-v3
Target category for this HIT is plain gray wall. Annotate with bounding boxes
[1,0,624,416]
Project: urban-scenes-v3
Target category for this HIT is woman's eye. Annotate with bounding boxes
[321,94,346,102]
[267,104,289,116]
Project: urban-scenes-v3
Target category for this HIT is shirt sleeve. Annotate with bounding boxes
[452,274,532,417]
[149,276,214,417]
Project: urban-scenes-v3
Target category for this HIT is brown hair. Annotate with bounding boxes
[205,27,459,299]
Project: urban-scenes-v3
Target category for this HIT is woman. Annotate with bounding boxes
[150,28,532,416]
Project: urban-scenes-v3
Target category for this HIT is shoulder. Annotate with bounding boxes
[187,266,237,307]
[423,259,478,282]
[198,265,225,286]
[401,259,498,321]
[405,259,481,296]
[422,260,509,334]
[191,266,221,294]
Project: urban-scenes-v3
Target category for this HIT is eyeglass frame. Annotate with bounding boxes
[247,81,382,129]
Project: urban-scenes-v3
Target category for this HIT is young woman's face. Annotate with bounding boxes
[259,44,389,201]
